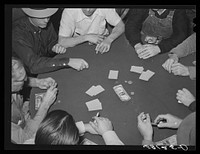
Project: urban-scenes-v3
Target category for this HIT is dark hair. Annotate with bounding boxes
[35,110,80,145]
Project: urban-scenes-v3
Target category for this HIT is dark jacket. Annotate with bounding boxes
[125,9,190,54]
[12,17,70,76]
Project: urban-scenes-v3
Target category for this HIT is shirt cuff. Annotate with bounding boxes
[188,66,196,80]
[102,130,124,145]
[168,53,179,62]
[75,121,85,135]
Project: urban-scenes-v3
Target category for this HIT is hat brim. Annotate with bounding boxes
[22,8,58,18]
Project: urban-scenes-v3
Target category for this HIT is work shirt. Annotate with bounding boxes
[59,8,121,37]
[12,16,70,76]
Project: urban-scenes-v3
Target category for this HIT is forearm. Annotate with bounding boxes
[169,33,196,58]
[106,20,125,43]
[58,35,88,48]
[188,101,196,112]
[28,77,38,88]
[23,103,49,136]
[75,121,85,135]
[102,130,124,145]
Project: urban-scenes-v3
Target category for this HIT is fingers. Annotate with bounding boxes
[52,44,66,54]
[154,114,166,124]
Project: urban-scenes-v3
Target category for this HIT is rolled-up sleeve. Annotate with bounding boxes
[104,9,121,26]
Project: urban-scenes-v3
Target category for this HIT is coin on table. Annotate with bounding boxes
[128,80,133,84]
[130,92,135,95]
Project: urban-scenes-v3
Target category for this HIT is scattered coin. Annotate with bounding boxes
[130,92,135,95]
[128,80,133,84]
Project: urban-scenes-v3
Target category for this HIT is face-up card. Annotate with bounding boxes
[108,70,119,79]
[130,66,144,73]
[139,70,155,81]
[92,85,105,96]
[85,85,105,96]
[85,99,102,111]
[85,85,96,96]
[35,92,45,110]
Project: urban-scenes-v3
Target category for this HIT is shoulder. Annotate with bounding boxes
[98,8,117,16]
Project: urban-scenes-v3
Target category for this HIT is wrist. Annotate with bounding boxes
[143,136,153,141]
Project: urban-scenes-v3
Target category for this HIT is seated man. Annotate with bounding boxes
[125,8,189,59]
[24,110,124,145]
[58,8,125,54]
[12,8,88,76]
[162,33,196,80]
[11,57,58,144]
[137,112,195,146]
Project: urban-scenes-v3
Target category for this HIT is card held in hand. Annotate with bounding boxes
[35,92,45,110]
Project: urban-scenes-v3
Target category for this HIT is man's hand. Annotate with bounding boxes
[52,43,66,54]
[89,116,113,136]
[176,88,195,107]
[137,112,153,141]
[86,34,105,45]
[36,77,56,89]
[154,114,182,129]
[41,84,58,108]
[162,57,178,73]
[171,63,190,76]
[137,44,161,59]
[95,37,112,54]
[68,58,89,71]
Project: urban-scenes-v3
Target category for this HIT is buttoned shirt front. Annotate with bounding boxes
[59,8,121,37]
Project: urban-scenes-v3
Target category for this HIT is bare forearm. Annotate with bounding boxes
[28,77,38,88]
[107,21,125,43]
[58,35,88,48]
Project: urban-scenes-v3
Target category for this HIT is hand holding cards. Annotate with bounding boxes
[35,84,58,110]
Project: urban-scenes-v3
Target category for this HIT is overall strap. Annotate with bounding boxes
[167,10,175,18]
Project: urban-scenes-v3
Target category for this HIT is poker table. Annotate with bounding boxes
[30,33,196,145]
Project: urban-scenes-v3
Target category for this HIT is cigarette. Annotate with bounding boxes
[96,112,100,117]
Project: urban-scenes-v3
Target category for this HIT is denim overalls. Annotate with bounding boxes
[141,9,175,45]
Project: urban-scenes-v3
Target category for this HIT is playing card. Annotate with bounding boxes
[113,84,131,101]
[85,99,102,111]
[35,92,45,110]
[130,65,144,73]
[92,85,105,96]
[108,70,119,79]
[85,85,96,96]
[139,70,155,81]
[85,85,105,96]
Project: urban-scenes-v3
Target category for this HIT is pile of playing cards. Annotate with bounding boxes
[108,70,119,79]
[85,85,105,96]
[130,65,155,81]
[85,99,102,111]
[113,84,131,101]
[35,92,45,110]
[139,70,155,81]
[130,65,144,74]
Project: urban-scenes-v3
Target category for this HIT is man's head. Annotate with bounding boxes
[81,8,97,17]
[22,8,58,28]
[12,57,27,92]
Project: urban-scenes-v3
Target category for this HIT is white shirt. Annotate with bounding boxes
[59,8,121,37]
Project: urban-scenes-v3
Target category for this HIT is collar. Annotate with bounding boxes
[25,17,42,33]
[156,9,166,15]
[77,9,101,22]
